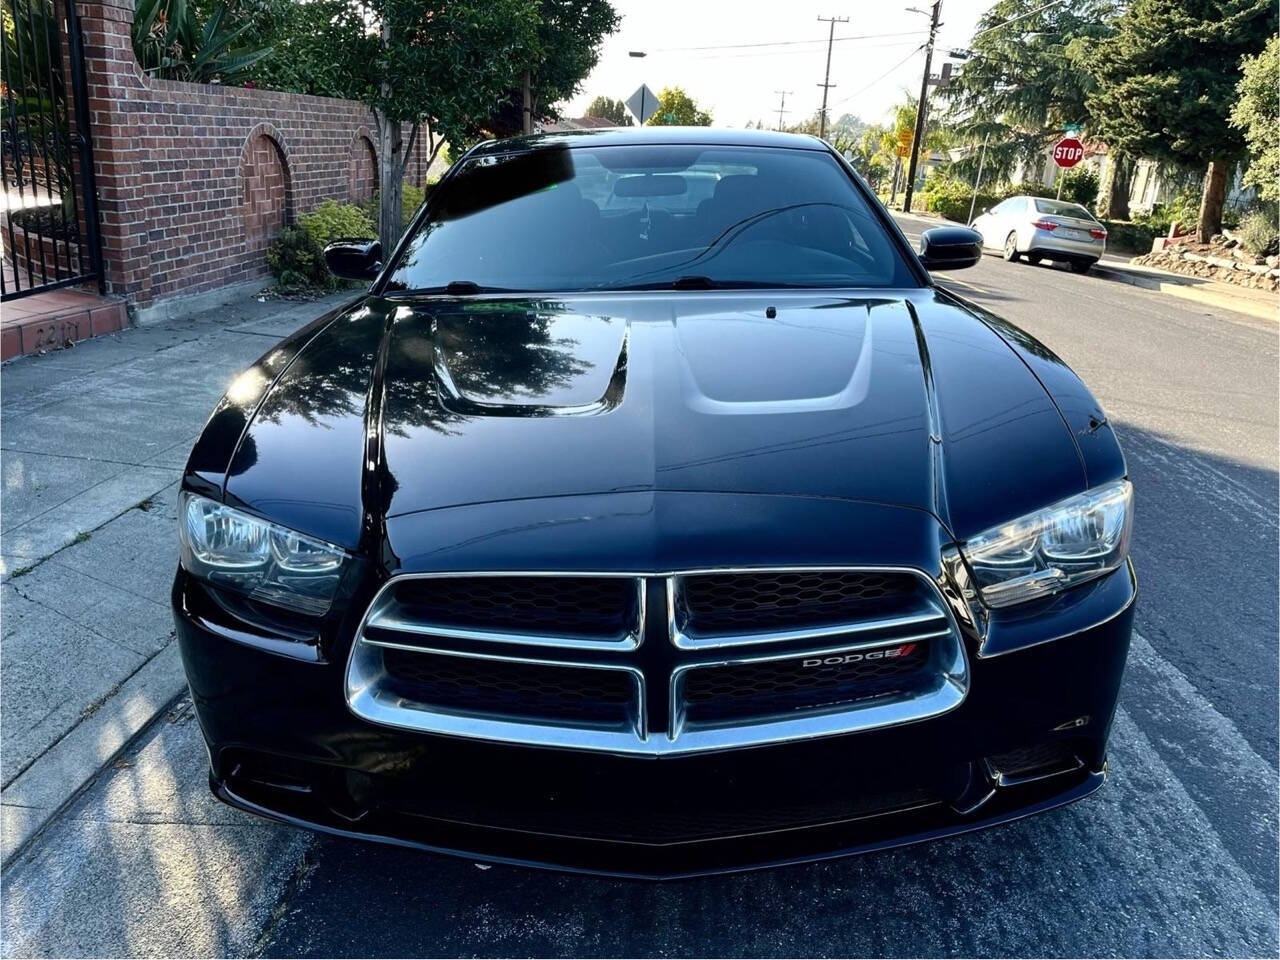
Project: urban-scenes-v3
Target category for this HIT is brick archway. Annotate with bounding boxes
[348,130,377,203]
[240,124,293,256]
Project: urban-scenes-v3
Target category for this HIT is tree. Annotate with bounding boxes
[585,95,632,125]
[482,0,619,137]
[288,0,538,253]
[848,123,896,190]
[943,0,1118,183]
[1088,0,1277,241]
[1232,34,1279,206]
[785,111,866,153]
[132,0,274,84]
[645,87,712,126]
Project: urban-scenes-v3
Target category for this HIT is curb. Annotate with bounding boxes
[1,643,187,865]
[1094,265,1277,323]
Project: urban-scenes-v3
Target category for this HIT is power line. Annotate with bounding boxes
[828,43,925,108]
[971,0,1071,38]
[677,37,922,62]
[648,29,924,53]
[816,15,850,139]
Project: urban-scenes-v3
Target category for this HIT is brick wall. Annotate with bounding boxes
[77,0,435,307]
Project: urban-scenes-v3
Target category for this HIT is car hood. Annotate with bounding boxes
[218,290,1089,549]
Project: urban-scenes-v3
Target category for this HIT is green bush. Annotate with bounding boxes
[919,176,1001,224]
[361,183,431,228]
[266,199,375,290]
[265,225,329,289]
[298,198,375,248]
[1059,168,1099,209]
[1237,210,1279,256]
[1099,220,1156,255]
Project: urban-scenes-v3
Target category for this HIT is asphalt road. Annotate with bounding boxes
[4,218,1277,957]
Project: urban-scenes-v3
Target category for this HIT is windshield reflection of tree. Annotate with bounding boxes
[254,300,593,438]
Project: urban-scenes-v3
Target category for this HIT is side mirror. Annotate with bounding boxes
[919,226,983,271]
[323,239,382,281]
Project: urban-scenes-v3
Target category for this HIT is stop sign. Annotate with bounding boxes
[1053,137,1085,169]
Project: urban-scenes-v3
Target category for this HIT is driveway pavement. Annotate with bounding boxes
[0,291,354,859]
[1,246,1276,956]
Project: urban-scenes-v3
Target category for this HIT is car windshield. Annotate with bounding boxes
[1032,198,1097,221]
[385,144,918,293]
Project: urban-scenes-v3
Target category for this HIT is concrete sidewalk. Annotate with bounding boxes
[0,288,353,863]
[1093,259,1278,323]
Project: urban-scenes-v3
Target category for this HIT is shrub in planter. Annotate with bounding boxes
[266,225,329,289]
[298,199,376,248]
[1237,210,1279,256]
[267,200,376,291]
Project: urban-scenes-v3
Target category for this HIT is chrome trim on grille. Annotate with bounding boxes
[347,638,648,752]
[667,625,965,751]
[983,753,1086,788]
[344,567,971,756]
[668,566,948,650]
[363,571,645,652]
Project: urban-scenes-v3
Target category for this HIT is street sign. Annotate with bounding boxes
[896,146,911,157]
[898,128,913,148]
[626,84,658,124]
[1053,137,1085,169]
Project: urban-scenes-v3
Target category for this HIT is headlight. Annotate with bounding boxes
[959,479,1132,608]
[178,493,349,615]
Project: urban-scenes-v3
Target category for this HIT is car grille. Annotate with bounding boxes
[678,569,919,635]
[389,575,640,640]
[347,569,967,755]
[681,639,934,725]
[380,648,636,728]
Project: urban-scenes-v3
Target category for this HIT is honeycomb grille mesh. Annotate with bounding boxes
[381,648,634,727]
[390,575,638,638]
[679,570,920,635]
[683,642,931,724]
[989,741,1080,777]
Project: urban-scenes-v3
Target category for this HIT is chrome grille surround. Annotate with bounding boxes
[345,567,969,756]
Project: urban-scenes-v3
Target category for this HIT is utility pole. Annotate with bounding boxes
[816,15,848,140]
[774,90,793,131]
[902,0,941,213]
[966,131,989,224]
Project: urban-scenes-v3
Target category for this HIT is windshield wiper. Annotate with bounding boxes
[386,280,525,297]
[601,276,794,291]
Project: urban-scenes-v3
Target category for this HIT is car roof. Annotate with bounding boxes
[468,127,832,157]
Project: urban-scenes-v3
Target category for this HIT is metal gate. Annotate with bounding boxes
[1,0,102,300]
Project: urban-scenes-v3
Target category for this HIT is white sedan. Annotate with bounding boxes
[971,195,1107,274]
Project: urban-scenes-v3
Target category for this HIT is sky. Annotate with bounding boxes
[564,0,993,131]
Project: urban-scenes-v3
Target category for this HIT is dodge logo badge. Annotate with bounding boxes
[802,643,917,667]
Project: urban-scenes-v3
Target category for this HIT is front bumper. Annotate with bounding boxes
[173,563,1135,879]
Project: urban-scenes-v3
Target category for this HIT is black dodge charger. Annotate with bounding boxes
[173,128,1135,878]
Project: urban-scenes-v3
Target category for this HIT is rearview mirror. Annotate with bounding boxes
[323,239,382,281]
[918,226,982,271]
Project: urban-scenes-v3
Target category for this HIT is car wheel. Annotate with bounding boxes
[1070,259,1096,274]
[1003,232,1020,262]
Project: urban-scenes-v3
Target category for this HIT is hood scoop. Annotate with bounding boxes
[432,307,629,417]
[674,301,881,415]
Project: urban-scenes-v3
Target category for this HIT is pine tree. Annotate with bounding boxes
[1087,0,1277,241]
